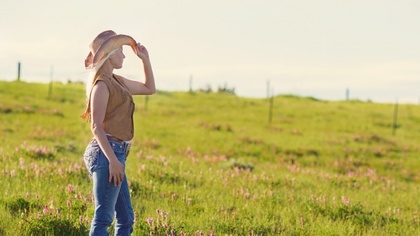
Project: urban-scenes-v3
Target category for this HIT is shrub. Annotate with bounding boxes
[5,197,31,216]
[19,216,88,236]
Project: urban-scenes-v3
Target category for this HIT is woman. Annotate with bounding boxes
[82,30,155,235]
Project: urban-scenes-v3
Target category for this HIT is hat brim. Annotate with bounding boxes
[85,34,137,69]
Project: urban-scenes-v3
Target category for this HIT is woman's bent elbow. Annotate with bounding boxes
[144,88,156,95]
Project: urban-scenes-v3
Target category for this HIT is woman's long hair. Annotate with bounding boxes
[80,49,117,121]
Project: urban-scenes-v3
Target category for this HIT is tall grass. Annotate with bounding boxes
[0,81,418,235]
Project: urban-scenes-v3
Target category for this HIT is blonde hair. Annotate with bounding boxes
[81,48,118,121]
[85,49,118,99]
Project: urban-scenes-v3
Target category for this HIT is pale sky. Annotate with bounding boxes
[1,0,420,103]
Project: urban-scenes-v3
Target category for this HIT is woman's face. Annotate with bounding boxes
[109,47,125,69]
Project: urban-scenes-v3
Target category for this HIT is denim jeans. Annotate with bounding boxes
[83,139,134,236]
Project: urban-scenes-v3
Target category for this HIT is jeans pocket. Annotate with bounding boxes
[83,142,100,175]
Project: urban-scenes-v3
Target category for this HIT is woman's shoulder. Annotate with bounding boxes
[93,74,113,87]
[92,74,112,92]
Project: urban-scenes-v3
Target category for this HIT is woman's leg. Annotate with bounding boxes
[90,160,122,235]
[114,174,134,235]
[84,140,132,235]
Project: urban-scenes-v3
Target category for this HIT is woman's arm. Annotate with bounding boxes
[90,81,125,186]
[123,43,156,95]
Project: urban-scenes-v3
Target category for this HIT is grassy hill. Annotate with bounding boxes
[0,80,419,235]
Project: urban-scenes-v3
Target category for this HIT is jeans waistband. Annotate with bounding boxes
[106,135,125,145]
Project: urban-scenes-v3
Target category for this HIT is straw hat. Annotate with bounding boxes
[84,30,137,69]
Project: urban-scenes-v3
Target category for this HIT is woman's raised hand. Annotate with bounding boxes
[133,43,150,61]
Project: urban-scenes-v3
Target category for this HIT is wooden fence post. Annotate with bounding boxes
[346,88,349,101]
[17,62,21,81]
[392,100,398,136]
[189,75,193,92]
[144,95,149,111]
[268,89,274,124]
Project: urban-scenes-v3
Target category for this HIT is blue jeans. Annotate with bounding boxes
[83,139,134,236]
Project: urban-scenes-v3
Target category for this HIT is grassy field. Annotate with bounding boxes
[0,80,419,235]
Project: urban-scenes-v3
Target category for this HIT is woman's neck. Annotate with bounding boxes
[97,61,114,77]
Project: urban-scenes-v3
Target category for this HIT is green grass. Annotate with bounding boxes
[0,80,419,235]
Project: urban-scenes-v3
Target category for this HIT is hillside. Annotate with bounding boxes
[0,81,419,235]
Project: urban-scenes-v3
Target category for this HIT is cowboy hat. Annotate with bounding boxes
[85,30,137,69]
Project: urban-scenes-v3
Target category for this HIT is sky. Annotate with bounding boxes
[1,0,420,103]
